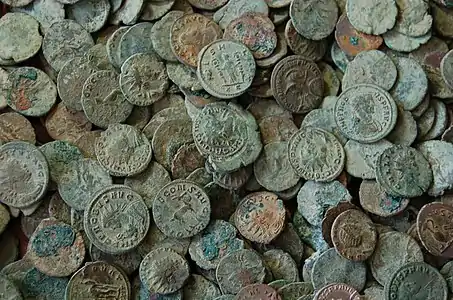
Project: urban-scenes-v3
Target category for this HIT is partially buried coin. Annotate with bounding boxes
[0,275,22,300]
[236,284,281,300]
[183,274,221,300]
[263,250,300,283]
[0,112,36,144]
[359,180,409,217]
[315,283,360,300]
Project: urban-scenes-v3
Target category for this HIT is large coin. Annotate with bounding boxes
[197,39,255,99]
[153,180,211,238]
[84,185,150,254]
[288,126,345,182]
[271,55,324,114]
[0,142,49,209]
[334,84,397,143]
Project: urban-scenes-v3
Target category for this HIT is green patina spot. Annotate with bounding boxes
[31,224,75,257]
[349,36,359,46]
[379,194,405,213]
[22,268,68,299]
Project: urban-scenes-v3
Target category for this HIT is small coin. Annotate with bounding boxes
[197,39,255,99]
[11,0,63,34]
[0,142,49,209]
[271,55,324,114]
[125,106,151,130]
[263,250,299,283]
[89,244,141,275]
[421,99,448,141]
[0,274,22,300]
[45,103,92,143]
[138,222,190,257]
[441,50,453,90]
[171,13,222,68]
[311,248,367,291]
[187,0,227,10]
[424,51,453,99]
[387,108,418,146]
[256,32,288,68]
[247,98,293,121]
[183,274,221,300]
[20,195,50,238]
[359,180,409,217]
[48,192,71,224]
[346,0,397,35]
[235,192,286,244]
[290,0,338,40]
[66,261,130,300]
[319,62,340,97]
[301,109,347,145]
[288,126,345,182]
[383,28,431,53]
[236,284,280,300]
[315,283,360,300]
[284,20,326,63]
[7,67,57,117]
[213,0,269,30]
[131,275,183,300]
[140,247,190,294]
[73,130,102,159]
[384,262,448,300]
[143,106,189,140]
[277,282,313,300]
[42,19,94,72]
[0,112,36,144]
[152,93,184,115]
[331,209,377,261]
[27,218,84,277]
[321,201,358,247]
[118,22,155,67]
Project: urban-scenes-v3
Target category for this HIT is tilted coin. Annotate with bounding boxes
[411,92,430,119]
[417,103,435,138]
[110,0,144,25]
[48,192,71,224]
[45,103,92,143]
[0,112,36,144]
[247,98,293,121]
[183,274,221,300]
[331,209,377,261]
[143,106,189,140]
[290,0,338,40]
[216,249,266,294]
[288,126,345,182]
[0,13,42,63]
[106,26,129,69]
[236,284,281,300]
[125,106,151,130]
[66,261,130,300]
[152,93,184,115]
[0,68,9,110]
[441,49,453,90]
[421,99,448,141]
[330,41,353,72]
[81,70,133,128]
[205,182,240,220]
[153,180,211,238]
[131,275,183,300]
[263,249,300,282]
[319,62,340,97]
[89,244,142,275]
[0,204,9,235]
[167,62,203,92]
[346,0,397,35]
[359,180,409,217]
[0,142,49,209]
[20,195,50,238]
[424,51,453,99]
[386,109,417,146]
[311,248,367,291]
[431,2,453,38]
[383,28,431,53]
[140,0,175,21]
[171,13,222,68]
[384,262,448,300]
[440,261,453,293]
[376,145,433,197]
[197,39,255,99]
[188,0,227,10]
[212,0,269,30]
[73,130,102,159]
[301,109,347,145]
[254,142,299,192]
[315,283,360,300]
[118,22,155,67]
[256,32,288,68]
[271,55,324,114]
[7,67,57,117]
[0,275,22,300]
[150,11,184,61]
[284,20,327,62]
[409,36,449,64]
[321,201,358,247]
[84,185,150,253]
[235,192,286,244]
[11,0,64,34]
[120,53,169,106]
[66,0,110,33]
[42,19,94,72]
[139,247,189,294]
[27,218,84,277]
[335,84,398,143]
[417,202,453,258]
[394,0,432,37]
[211,164,251,190]
[17,267,69,299]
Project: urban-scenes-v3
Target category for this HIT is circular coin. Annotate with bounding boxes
[151,11,184,62]
[315,283,360,300]
[284,20,327,62]
[359,180,409,217]
[321,201,358,246]
[117,22,155,67]
[89,244,141,276]
[0,112,36,144]
[346,0,397,35]
[212,0,269,30]
[66,0,110,33]
[45,103,92,143]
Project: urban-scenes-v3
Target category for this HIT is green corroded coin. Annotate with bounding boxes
[278,282,313,300]
[151,11,183,62]
[183,274,221,300]
[21,267,68,300]
[11,0,65,34]
[0,275,22,300]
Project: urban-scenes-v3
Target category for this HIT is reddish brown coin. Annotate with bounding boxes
[335,14,383,56]
[315,283,361,300]
[0,112,36,144]
[170,13,222,68]
[284,20,327,62]
[171,143,205,179]
[223,13,277,59]
[45,102,92,143]
[417,202,453,258]
[331,209,377,261]
[236,284,281,300]
[321,201,358,247]
[234,192,286,244]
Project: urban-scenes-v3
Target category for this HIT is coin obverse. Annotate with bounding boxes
[84,185,150,254]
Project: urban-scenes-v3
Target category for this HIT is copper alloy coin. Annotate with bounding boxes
[331,209,377,261]
[0,112,36,144]
[321,201,358,247]
[170,13,222,68]
[417,202,453,258]
[236,284,281,300]
[315,283,360,300]
[335,14,383,57]
[234,191,286,244]
[284,20,327,62]
[271,55,324,114]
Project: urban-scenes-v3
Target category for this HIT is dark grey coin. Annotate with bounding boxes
[290,0,338,40]
[256,32,288,68]
[42,20,94,72]
[417,104,435,138]
[384,262,448,300]
[246,98,294,121]
[143,106,189,140]
[183,274,221,300]
[89,244,141,275]
[346,0,397,35]
[81,70,134,128]
[66,261,130,300]
[263,250,300,282]
[66,0,110,33]
[278,282,313,300]
[440,261,453,293]
[11,0,64,34]
[20,196,50,238]
[126,106,151,130]
[48,192,71,224]
[131,275,183,300]
[106,26,129,69]
[0,204,10,235]
[0,142,49,209]
[151,11,184,62]
[140,248,190,294]
[153,180,211,238]
[138,223,190,258]
[376,145,432,197]
[84,185,150,254]
[331,41,353,72]
[216,249,266,294]
[311,248,367,291]
[204,182,239,220]
[441,50,453,90]
[284,20,327,62]
[110,0,144,25]
[120,52,169,106]
[118,22,155,67]
[167,62,203,92]
[212,0,269,29]
[212,165,252,190]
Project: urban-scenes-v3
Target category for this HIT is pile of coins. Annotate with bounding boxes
[1,0,453,299]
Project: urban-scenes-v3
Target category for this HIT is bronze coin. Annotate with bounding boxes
[331,209,377,261]
[321,201,358,247]
[315,283,361,300]
[0,112,36,144]
[284,20,327,62]
[236,284,281,300]
[417,202,453,258]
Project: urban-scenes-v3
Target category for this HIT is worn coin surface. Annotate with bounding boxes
[301,108,347,145]
[321,201,357,246]
[359,180,409,217]
[394,0,432,37]
[183,274,221,300]
[213,0,269,29]
[383,29,431,53]
[187,0,227,10]
[153,180,211,238]
[66,0,110,33]
[284,20,326,62]
[315,283,360,300]
[0,142,49,208]
[236,284,281,300]
[45,103,92,143]
[271,55,324,114]
[197,39,255,99]
[167,62,203,92]
[140,247,190,294]
[0,112,36,144]
[263,249,299,282]
[290,0,338,40]
[440,50,453,90]
[288,126,345,182]
[259,115,298,145]
[66,261,130,300]
[346,0,397,35]
[171,143,205,179]
[89,244,141,276]
[95,123,152,177]
[12,0,65,34]
[0,275,22,300]
[84,185,150,254]
[117,22,155,67]
[106,26,129,69]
